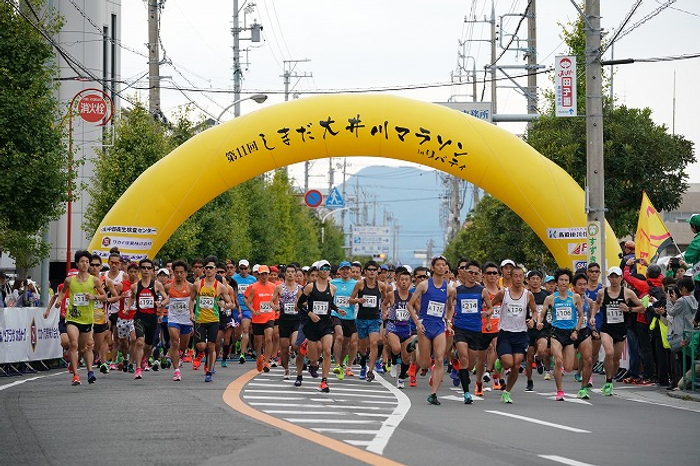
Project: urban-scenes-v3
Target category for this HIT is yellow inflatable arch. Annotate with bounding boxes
[88,94,619,268]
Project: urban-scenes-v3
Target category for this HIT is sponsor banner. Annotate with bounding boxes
[99,226,158,235]
[568,242,588,255]
[555,55,577,117]
[547,227,587,240]
[100,236,153,250]
[0,307,62,364]
[587,221,602,266]
[92,251,147,261]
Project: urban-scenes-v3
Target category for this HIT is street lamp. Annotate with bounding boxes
[215,94,267,124]
[321,207,350,244]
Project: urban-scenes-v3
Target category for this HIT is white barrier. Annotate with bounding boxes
[0,307,62,364]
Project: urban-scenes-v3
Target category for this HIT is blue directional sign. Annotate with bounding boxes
[325,187,345,208]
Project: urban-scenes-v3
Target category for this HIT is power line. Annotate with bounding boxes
[604,0,677,52]
[603,0,644,56]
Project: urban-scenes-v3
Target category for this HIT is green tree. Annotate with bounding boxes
[0,1,72,272]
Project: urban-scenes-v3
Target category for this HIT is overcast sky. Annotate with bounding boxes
[120,0,700,185]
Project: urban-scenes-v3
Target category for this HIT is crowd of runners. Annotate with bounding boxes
[45,249,687,406]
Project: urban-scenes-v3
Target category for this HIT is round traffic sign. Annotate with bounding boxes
[78,94,109,123]
[304,189,323,208]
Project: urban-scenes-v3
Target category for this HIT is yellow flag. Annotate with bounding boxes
[635,192,673,273]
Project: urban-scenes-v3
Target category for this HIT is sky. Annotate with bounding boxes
[119,0,700,186]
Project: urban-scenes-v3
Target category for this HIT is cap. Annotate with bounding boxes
[380,264,390,271]
[646,264,662,279]
[403,264,413,274]
[317,260,331,268]
[238,259,249,267]
[500,259,516,268]
[252,264,260,273]
[687,213,700,228]
[607,266,623,276]
[67,268,79,277]
[157,268,170,276]
[543,275,555,284]
[270,265,278,273]
[258,265,270,274]
[527,270,543,279]
[302,266,310,272]
[338,261,351,269]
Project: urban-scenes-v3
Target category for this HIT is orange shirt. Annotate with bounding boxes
[482,287,501,334]
[249,281,276,324]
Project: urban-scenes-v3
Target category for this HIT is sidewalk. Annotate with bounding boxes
[667,389,700,402]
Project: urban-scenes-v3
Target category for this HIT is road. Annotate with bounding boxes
[1,361,697,466]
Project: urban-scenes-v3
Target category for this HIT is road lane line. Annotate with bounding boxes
[246,382,391,393]
[485,410,591,433]
[283,418,378,424]
[242,389,395,399]
[250,403,389,410]
[627,398,700,414]
[367,374,412,455]
[345,440,372,447]
[242,396,306,400]
[263,410,351,415]
[0,371,66,391]
[538,454,597,466]
[224,369,405,466]
[313,428,381,434]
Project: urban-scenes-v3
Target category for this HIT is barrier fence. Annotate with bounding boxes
[0,307,62,375]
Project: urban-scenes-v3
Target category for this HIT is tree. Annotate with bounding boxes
[0,1,72,272]
[445,15,695,267]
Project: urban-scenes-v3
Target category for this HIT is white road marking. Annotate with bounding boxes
[443,394,484,402]
[344,440,372,447]
[366,374,411,455]
[485,410,591,433]
[243,396,306,400]
[627,398,700,414]
[264,410,350,415]
[249,402,388,410]
[243,389,393,398]
[313,428,380,434]
[360,400,398,404]
[0,371,66,391]
[284,418,378,424]
[247,382,390,393]
[538,454,597,466]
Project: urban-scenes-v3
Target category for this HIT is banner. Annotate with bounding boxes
[0,307,62,364]
[635,191,673,274]
[555,56,577,117]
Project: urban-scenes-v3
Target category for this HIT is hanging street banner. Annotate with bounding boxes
[555,56,577,117]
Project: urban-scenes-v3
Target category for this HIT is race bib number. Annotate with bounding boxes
[545,310,553,324]
[284,302,297,315]
[170,299,189,313]
[260,301,273,313]
[199,296,214,310]
[238,284,249,295]
[336,295,350,308]
[460,298,479,314]
[507,303,523,317]
[73,293,89,306]
[364,295,378,308]
[492,305,501,319]
[139,295,154,309]
[313,301,329,315]
[556,306,573,321]
[426,300,445,317]
[606,303,624,324]
[395,307,410,322]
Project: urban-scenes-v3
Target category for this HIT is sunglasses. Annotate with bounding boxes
[205,265,215,270]
[320,266,331,271]
[141,266,153,270]
[415,275,427,279]
[588,269,601,273]
[366,267,378,272]
[466,270,480,275]
[484,271,499,275]
[239,266,248,270]
[90,263,102,267]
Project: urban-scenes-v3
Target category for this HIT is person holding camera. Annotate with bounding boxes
[665,277,698,388]
[679,214,700,324]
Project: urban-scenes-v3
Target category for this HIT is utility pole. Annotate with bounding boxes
[526,0,538,125]
[147,0,161,116]
[328,158,334,198]
[231,0,262,117]
[585,0,606,266]
[490,0,497,112]
[450,176,461,240]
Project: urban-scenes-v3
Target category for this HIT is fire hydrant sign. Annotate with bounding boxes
[555,56,577,117]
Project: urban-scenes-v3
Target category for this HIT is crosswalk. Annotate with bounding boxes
[241,365,410,455]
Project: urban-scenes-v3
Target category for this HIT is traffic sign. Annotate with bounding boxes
[325,187,345,208]
[304,190,323,208]
[351,226,392,255]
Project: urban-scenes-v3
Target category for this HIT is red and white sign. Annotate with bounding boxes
[72,88,114,126]
[555,56,577,117]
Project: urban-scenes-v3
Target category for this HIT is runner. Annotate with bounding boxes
[116,263,139,373]
[103,251,126,370]
[573,272,594,399]
[407,255,456,406]
[542,268,584,401]
[271,264,303,381]
[589,266,645,396]
[585,263,604,381]
[491,265,537,403]
[54,250,106,385]
[43,268,78,371]
[244,265,277,373]
[233,259,256,364]
[406,266,429,387]
[166,260,196,381]
[382,268,415,389]
[453,260,494,403]
[477,262,502,396]
[297,260,343,392]
[191,257,231,382]
[525,270,549,391]
[350,260,389,382]
[331,261,358,380]
[89,255,118,375]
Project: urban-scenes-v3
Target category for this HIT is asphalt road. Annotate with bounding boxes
[1,361,697,466]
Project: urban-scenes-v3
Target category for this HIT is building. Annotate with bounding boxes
[662,183,700,254]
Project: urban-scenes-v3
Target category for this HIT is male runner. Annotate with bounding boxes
[331,261,358,380]
[244,265,277,373]
[272,264,303,380]
[573,272,595,398]
[233,259,256,364]
[382,269,415,388]
[90,255,118,374]
[477,262,502,395]
[166,260,195,381]
[103,251,126,370]
[585,262,604,379]
[525,270,549,391]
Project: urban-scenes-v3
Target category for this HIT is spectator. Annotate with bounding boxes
[665,277,698,388]
[0,272,11,307]
[679,214,699,323]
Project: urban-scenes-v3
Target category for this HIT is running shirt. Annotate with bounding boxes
[498,287,530,333]
[586,283,603,329]
[56,283,69,319]
[66,275,96,325]
[233,274,256,312]
[93,276,107,325]
[482,287,501,333]
[418,278,448,321]
[195,279,220,323]
[135,280,157,316]
[168,281,192,325]
[278,282,302,321]
[601,287,626,326]
[388,289,412,327]
[454,284,484,332]
[118,279,135,320]
[307,281,334,322]
[357,281,382,320]
[249,281,276,324]
[531,289,549,325]
[103,271,124,316]
[331,277,357,320]
[552,290,577,330]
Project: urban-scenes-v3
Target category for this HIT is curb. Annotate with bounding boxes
[667,390,700,402]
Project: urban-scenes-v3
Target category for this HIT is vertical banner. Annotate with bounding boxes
[635,191,673,274]
[555,56,577,117]
[587,220,602,269]
[0,307,62,364]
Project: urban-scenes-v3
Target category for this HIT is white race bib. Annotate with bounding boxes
[460,298,479,314]
[199,296,214,310]
[546,310,553,324]
[260,301,273,313]
[170,298,189,313]
[313,301,329,315]
[336,295,350,307]
[426,300,445,317]
[556,306,573,321]
[606,303,624,324]
[284,302,297,315]
[364,295,378,308]
[395,307,410,322]
[73,293,89,306]
[492,305,501,319]
[238,284,249,295]
[139,295,155,309]
[507,303,523,317]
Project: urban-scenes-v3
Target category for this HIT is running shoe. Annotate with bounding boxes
[463,392,473,404]
[475,382,484,396]
[345,367,355,377]
[359,366,367,380]
[406,336,418,353]
[375,361,385,374]
[294,375,303,387]
[493,378,502,391]
[134,368,143,380]
[152,360,160,372]
[389,364,397,378]
[525,379,534,392]
[173,369,181,381]
[263,363,271,373]
[87,371,96,384]
[428,375,433,387]
[483,371,492,383]
[577,387,590,399]
[501,391,513,404]
[419,368,429,377]
[450,367,460,384]
[426,393,441,405]
[68,362,74,374]
[335,366,345,381]
[602,382,614,396]
[409,375,417,387]
[543,371,552,380]
[407,363,417,378]
[555,390,565,401]
[99,363,109,374]
[308,365,319,378]
[299,340,308,356]
[397,378,405,389]
[536,357,545,375]
[205,372,213,383]
[574,372,582,383]
[318,379,330,393]
[193,353,203,370]
[283,369,290,380]
[128,363,135,374]
[71,374,81,386]
[221,360,228,368]
[587,378,593,388]
[271,358,278,368]
[494,359,502,373]
[256,355,265,373]
[109,363,117,371]
[239,354,246,365]
[366,370,375,382]
[635,378,654,386]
